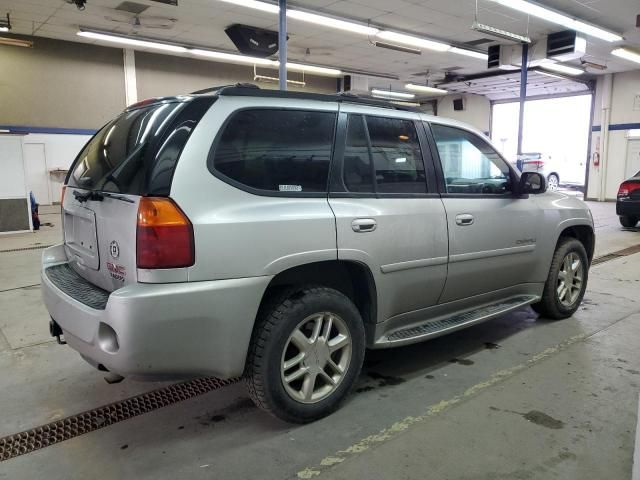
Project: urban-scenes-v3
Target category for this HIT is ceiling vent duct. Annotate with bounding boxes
[225,24,280,58]
[546,30,586,62]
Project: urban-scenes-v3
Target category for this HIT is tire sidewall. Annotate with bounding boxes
[548,239,589,316]
[261,289,365,423]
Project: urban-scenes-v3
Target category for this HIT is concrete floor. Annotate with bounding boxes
[0,200,639,479]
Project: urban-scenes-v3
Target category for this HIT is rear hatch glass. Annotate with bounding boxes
[63,97,213,292]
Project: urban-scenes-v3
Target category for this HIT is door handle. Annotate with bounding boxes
[352,218,377,233]
[455,214,474,226]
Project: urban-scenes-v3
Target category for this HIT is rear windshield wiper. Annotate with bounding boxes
[72,190,134,204]
[101,192,135,203]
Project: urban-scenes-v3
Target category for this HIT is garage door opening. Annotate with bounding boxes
[491,94,592,193]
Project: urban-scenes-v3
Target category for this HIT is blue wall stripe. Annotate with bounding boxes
[0,125,97,135]
[591,123,640,132]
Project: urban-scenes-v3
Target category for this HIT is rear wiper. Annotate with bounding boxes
[73,190,104,203]
[100,192,135,204]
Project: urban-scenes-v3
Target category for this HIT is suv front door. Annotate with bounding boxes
[428,122,542,303]
[329,107,448,324]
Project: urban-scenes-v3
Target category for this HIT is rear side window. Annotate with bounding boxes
[211,109,337,194]
[68,98,213,196]
[339,115,427,194]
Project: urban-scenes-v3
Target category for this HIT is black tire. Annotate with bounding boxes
[619,215,638,228]
[532,237,589,320]
[245,286,365,423]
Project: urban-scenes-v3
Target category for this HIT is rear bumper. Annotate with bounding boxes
[616,199,640,217]
[41,244,272,379]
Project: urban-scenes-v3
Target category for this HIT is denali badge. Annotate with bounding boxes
[109,241,120,259]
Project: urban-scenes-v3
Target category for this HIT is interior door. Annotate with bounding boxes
[429,122,542,303]
[329,108,448,323]
[23,143,51,205]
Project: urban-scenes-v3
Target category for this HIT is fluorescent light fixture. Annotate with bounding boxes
[374,41,422,55]
[488,0,623,42]
[78,30,188,53]
[0,27,8,32]
[371,89,416,99]
[405,84,448,95]
[287,10,378,35]
[449,47,488,60]
[376,31,450,52]
[612,47,640,65]
[286,62,342,76]
[0,36,32,47]
[191,48,274,66]
[540,62,584,76]
[254,74,306,87]
[218,0,279,13]
[472,22,531,43]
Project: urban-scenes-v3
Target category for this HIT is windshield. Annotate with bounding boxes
[68,102,184,194]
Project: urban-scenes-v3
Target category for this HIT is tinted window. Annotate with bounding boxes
[343,115,374,193]
[431,124,512,195]
[212,109,336,193]
[68,102,185,194]
[366,116,427,194]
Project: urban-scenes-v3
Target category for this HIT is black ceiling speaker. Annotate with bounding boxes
[225,24,281,58]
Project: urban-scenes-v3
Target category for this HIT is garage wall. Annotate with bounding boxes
[135,51,337,99]
[0,137,31,233]
[587,71,640,200]
[436,94,491,133]
[0,36,126,130]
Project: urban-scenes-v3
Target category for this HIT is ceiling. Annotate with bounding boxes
[1,0,639,94]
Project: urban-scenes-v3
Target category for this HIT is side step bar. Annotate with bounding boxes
[376,295,538,347]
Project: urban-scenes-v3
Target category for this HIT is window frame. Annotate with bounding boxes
[207,106,339,198]
[424,121,521,199]
[329,112,438,199]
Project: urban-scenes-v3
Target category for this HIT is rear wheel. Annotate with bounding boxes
[619,215,638,228]
[547,174,559,190]
[532,238,588,320]
[245,286,365,423]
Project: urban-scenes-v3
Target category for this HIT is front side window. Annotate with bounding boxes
[212,109,337,193]
[341,115,427,194]
[431,124,512,195]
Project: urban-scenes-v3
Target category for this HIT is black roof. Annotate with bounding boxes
[190,83,421,112]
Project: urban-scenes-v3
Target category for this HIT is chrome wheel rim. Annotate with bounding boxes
[280,312,352,404]
[557,252,584,307]
[548,176,559,190]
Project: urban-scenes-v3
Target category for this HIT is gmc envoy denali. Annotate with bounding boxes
[42,84,594,423]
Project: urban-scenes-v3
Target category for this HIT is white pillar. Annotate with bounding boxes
[123,48,138,106]
[598,73,613,201]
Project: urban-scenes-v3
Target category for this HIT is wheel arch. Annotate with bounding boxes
[557,224,595,263]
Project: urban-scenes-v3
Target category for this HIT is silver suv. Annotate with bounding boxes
[42,84,594,423]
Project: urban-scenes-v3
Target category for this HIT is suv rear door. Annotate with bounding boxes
[63,97,213,292]
[328,106,448,324]
[427,122,542,303]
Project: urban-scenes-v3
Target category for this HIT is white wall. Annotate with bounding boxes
[436,94,491,133]
[587,71,640,200]
[0,137,27,198]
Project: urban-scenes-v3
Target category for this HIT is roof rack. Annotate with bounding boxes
[191,83,420,112]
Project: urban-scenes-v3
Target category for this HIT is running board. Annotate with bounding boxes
[376,295,538,347]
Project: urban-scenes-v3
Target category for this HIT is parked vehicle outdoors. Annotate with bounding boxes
[516,152,561,190]
[617,170,640,228]
[41,84,595,423]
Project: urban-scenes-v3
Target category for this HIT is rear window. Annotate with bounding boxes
[210,109,337,194]
[68,98,212,196]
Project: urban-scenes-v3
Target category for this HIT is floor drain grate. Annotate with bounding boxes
[592,244,640,266]
[0,245,53,254]
[0,376,238,462]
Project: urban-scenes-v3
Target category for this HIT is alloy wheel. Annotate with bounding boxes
[557,252,584,307]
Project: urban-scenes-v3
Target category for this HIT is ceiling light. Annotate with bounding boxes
[376,31,450,52]
[218,0,279,14]
[0,13,11,32]
[371,89,416,99]
[286,62,342,76]
[612,47,640,65]
[487,0,623,42]
[254,74,306,87]
[191,48,274,66]
[0,27,8,32]
[287,10,378,35]
[449,47,488,60]
[472,22,531,43]
[374,41,422,55]
[540,62,584,76]
[0,37,32,47]
[405,84,448,95]
[78,30,188,53]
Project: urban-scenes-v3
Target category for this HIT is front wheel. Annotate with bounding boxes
[245,286,365,423]
[532,238,589,320]
[547,174,559,190]
[619,215,638,228]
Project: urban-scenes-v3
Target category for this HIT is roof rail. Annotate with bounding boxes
[191,83,420,112]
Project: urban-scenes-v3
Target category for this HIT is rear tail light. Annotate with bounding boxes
[136,197,194,269]
[618,181,640,198]
[526,160,545,170]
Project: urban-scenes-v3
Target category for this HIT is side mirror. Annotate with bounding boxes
[519,172,547,195]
